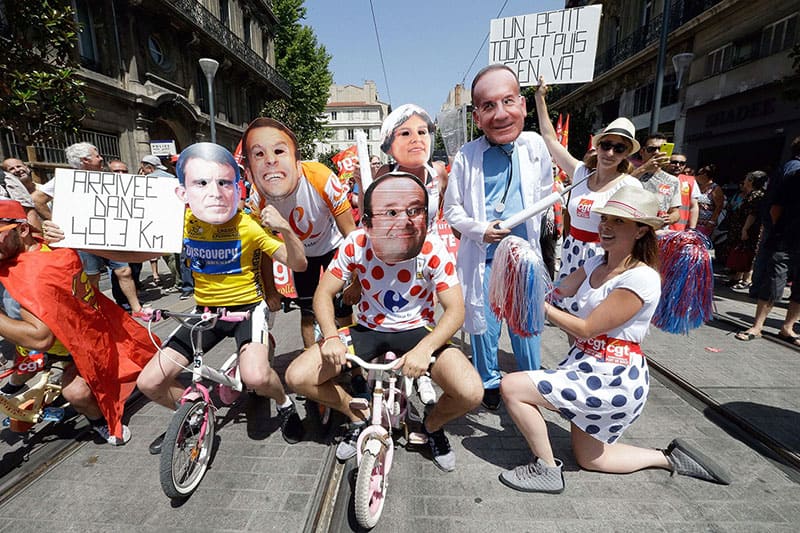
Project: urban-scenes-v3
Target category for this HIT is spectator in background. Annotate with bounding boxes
[724,171,767,289]
[139,155,175,178]
[667,153,700,231]
[694,164,725,238]
[0,159,44,229]
[630,133,681,226]
[736,137,800,344]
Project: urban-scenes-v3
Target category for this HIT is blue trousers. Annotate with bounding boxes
[470,259,541,390]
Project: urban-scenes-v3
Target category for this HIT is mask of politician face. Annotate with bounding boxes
[363,174,428,264]
[175,143,240,224]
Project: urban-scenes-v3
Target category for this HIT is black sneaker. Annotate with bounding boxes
[423,417,455,472]
[179,291,194,300]
[482,388,501,410]
[336,420,365,461]
[277,402,304,444]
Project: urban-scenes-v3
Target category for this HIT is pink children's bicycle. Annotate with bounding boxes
[146,307,260,499]
[345,352,429,529]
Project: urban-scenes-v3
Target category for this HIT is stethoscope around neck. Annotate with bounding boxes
[493,143,515,213]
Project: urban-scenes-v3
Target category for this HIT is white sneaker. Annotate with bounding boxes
[416,375,436,405]
[94,423,131,446]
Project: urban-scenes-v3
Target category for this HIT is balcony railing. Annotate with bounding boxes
[594,0,725,76]
[164,0,290,97]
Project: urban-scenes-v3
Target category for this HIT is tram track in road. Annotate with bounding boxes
[647,309,800,478]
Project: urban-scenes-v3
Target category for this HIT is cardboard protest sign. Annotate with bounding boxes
[489,5,602,86]
[50,168,184,253]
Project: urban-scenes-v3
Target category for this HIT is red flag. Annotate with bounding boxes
[0,245,156,439]
[555,114,564,144]
[233,139,244,165]
[331,145,359,183]
[561,114,570,149]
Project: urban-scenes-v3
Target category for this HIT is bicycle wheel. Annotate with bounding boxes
[159,400,215,499]
[354,446,388,529]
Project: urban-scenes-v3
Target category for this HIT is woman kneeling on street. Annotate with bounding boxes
[498,186,731,493]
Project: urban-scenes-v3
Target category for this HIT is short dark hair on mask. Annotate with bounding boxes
[241,117,301,162]
[471,64,520,105]
[362,172,428,228]
[176,143,240,186]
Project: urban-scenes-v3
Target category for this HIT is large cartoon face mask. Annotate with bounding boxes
[175,143,240,224]
[363,173,428,264]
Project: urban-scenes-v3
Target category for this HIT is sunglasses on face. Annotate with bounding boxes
[670,160,686,166]
[597,140,629,154]
[644,145,663,153]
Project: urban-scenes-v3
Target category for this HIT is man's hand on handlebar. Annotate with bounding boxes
[395,346,431,379]
[320,336,348,368]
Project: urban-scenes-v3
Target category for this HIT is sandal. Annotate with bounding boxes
[777,332,800,346]
[732,281,750,290]
[734,331,761,341]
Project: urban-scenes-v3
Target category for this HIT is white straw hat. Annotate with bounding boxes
[593,186,664,229]
[594,118,640,156]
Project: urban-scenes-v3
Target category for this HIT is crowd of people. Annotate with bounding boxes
[19,63,800,494]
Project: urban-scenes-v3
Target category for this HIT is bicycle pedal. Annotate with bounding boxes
[348,398,369,411]
[407,432,428,445]
[41,407,65,423]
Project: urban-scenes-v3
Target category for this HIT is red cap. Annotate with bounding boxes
[0,200,27,221]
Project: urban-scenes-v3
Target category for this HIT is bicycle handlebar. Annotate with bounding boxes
[148,308,251,323]
[345,353,435,372]
[345,353,402,372]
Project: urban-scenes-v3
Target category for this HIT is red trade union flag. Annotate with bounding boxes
[555,114,563,144]
[0,245,156,439]
[331,145,359,183]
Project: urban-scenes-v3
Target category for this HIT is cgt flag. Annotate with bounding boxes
[331,145,359,183]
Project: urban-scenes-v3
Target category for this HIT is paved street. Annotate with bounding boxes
[0,270,798,532]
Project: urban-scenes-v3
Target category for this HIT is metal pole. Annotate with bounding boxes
[206,74,216,144]
[199,58,219,144]
[650,0,671,134]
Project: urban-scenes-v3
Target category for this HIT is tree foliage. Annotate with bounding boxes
[0,0,89,145]
[315,146,340,174]
[261,0,333,158]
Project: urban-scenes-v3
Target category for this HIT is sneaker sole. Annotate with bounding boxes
[498,472,564,494]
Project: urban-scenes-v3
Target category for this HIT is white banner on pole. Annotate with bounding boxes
[50,168,185,253]
[488,5,602,86]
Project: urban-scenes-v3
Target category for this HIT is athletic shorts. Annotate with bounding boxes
[752,248,800,303]
[163,301,269,361]
[338,324,446,363]
[293,249,351,318]
[78,250,128,276]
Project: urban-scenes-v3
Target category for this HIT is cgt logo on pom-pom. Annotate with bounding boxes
[576,198,593,218]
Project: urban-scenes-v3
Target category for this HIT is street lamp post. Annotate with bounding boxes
[198,58,219,144]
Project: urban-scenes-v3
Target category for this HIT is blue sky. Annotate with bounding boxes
[304,0,566,118]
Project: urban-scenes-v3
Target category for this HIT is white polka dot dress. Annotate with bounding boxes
[531,346,649,444]
[532,255,661,444]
